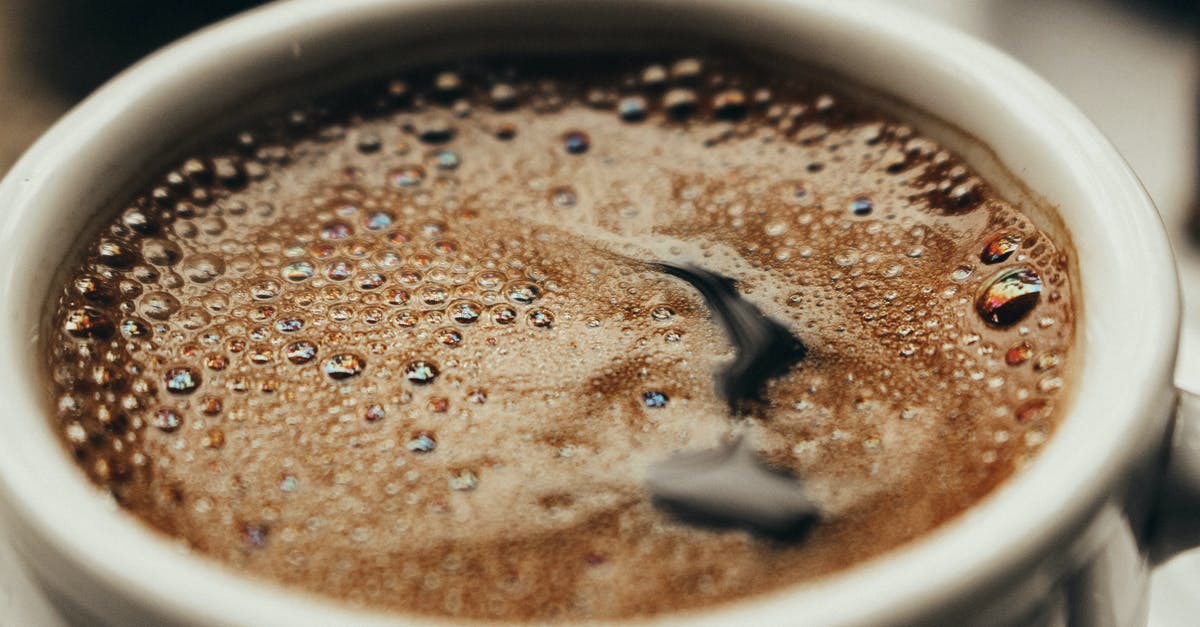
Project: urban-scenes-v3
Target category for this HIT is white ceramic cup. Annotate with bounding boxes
[0,0,1195,625]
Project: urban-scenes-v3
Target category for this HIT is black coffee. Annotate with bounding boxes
[45,52,1076,621]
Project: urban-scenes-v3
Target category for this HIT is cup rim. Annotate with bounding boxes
[0,0,1179,625]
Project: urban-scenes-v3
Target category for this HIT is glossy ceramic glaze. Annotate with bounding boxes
[0,1,1187,625]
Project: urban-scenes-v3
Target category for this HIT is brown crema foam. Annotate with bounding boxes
[44,53,1075,621]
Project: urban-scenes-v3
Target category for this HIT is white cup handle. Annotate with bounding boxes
[1150,389,1200,563]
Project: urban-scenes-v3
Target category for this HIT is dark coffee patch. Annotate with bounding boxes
[648,436,818,541]
[654,263,806,413]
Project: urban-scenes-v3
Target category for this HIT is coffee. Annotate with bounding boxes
[44,52,1075,621]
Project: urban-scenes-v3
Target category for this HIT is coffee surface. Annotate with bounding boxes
[45,53,1075,621]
